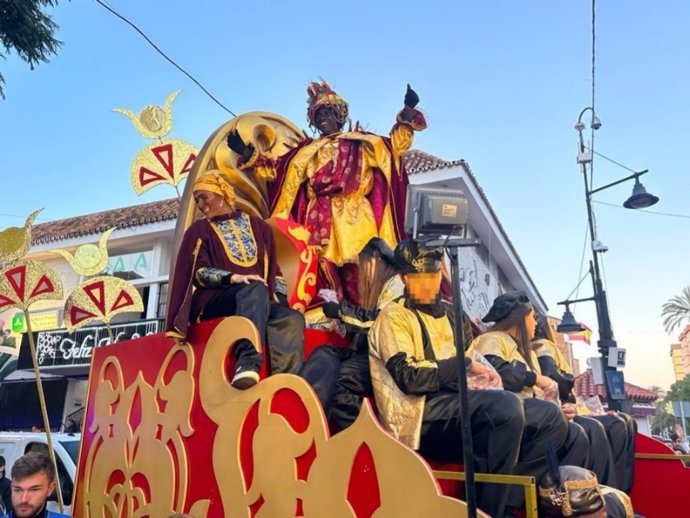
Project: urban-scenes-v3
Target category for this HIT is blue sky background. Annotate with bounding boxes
[1,0,688,389]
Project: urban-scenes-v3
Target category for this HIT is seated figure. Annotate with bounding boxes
[533,317,619,488]
[368,239,569,518]
[469,292,591,473]
[165,171,305,388]
[299,237,403,423]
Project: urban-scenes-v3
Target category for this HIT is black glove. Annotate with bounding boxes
[226,130,255,162]
[404,84,420,109]
[322,302,342,319]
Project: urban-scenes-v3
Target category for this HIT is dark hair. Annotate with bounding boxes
[11,451,55,483]
[486,300,536,370]
[0,455,5,467]
[358,253,399,311]
[533,315,556,342]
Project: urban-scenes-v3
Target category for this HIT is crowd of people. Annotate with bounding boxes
[160,80,641,518]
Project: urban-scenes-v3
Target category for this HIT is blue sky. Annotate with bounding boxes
[1,0,689,389]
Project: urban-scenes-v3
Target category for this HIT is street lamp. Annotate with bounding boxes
[557,107,659,411]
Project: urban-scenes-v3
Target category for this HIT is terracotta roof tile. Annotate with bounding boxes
[32,198,180,245]
[574,368,657,403]
[402,149,465,173]
[28,148,539,309]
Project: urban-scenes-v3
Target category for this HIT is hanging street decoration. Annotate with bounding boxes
[114,90,199,197]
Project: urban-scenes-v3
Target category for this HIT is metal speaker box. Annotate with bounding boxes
[405,186,468,236]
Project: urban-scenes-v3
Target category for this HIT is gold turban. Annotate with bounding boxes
[306,80,349,127]
[193,171,236,206]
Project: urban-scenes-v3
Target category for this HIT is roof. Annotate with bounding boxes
[31,198,180,245]
[28,150,537,305]
[574,368,658,403]
[402,148,466,173]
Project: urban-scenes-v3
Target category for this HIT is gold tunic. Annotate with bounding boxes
[266,127,416,266]
[468,331,541,399]
[369,299,456,449]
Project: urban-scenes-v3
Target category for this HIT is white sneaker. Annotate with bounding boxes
[231,363,260,389]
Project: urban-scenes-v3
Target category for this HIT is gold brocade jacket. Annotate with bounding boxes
[468,331,541,399]
[369,299,456,450]
[250,119,422,266]
[533,338,572,373]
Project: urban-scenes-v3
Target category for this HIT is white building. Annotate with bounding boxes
[0,149,546,429]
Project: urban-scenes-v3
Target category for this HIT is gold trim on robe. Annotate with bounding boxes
[468,331,541,399]
[369,299,456,449]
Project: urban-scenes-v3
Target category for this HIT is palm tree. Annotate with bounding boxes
[662,286,690,334]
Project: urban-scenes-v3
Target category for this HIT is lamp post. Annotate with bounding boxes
[557,107,659,411]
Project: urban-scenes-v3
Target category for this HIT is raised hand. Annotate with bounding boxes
[226,130,255,161]
[404,83,420,109]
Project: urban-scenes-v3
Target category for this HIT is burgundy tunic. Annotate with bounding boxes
[166,210,277,338]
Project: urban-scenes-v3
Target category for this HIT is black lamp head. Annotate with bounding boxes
[556,306,585,333]
[623,179,659,209]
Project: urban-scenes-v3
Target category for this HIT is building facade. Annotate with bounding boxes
[0,149,548,429]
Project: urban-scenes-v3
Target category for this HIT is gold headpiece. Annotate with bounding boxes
[306,79,349,128]
[193,171,236,207]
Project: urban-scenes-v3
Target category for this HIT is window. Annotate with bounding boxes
[157,282,169,319]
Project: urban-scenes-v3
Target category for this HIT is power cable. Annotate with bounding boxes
[592,200,690,219]
[588,148,638,173]
[94,0,236,116]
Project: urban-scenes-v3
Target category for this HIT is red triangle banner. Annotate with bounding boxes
[138,166,167,187]
[83,280,107,315]
[70,305,98,325]
[180,153,197,174]
[5,265,26,301]
[29,275,55,298]
[111,290,135,312]
[152,143,174,177]
[0,293,16,310]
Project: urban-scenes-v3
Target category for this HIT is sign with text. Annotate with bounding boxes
[10,311,60,333]
[608,347,626,368]
[17,319,163,371]
[605,370,627,400]
[105,251,153,278]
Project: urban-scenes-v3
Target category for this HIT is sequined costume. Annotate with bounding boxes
[166,210,304,374]
[238,102,426,303]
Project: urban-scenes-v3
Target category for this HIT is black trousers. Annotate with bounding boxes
[507,399,587,510]
[592,413,636,492]
[202,281,304,374]
[419,389,525,518]
[574,415,617,487]
[298,346,372,429]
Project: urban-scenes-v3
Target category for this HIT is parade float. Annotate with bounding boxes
[2,90,689,518]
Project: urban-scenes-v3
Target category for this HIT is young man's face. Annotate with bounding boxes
[403,272,442,305]
[11,471,55,517]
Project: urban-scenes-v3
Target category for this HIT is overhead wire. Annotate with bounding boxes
[93,0,236,116]
[592,200,690,219]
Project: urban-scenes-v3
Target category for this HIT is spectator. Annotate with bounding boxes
[1,451,69,518]
[0,455,11,515]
